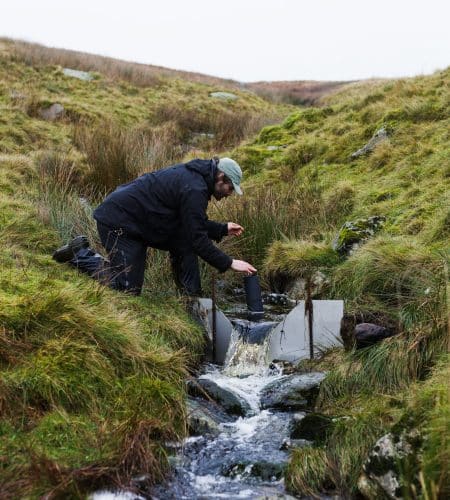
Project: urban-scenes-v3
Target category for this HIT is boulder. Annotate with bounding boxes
[186,398,224,436]
[189,378,252,417]
[209,91,238,100]
[289,412,333,443]
[350,127,389,159]
[355,323,396,349]
[260,372,326,411]
[362,429,422,499]
[63,68,94,81]
[39,103,65,121]
[222,460,285,481]
[340,311,397,350]
[332,216,386,256]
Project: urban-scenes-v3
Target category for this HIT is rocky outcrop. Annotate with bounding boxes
[351,127,389,159]
[260,372,326,411]
[223,460,285,481]
[333,216,386,256]
[360,429,422,499]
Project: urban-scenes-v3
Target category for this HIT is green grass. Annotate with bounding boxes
[225,68,449,498]
[0,153,204,497]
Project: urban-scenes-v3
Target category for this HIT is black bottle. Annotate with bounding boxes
[244,274,264,321]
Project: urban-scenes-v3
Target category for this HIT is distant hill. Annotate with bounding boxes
[246,80,354,105]
[1,38,352,104]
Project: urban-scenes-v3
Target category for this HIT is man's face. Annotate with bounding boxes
[213,172,234,201]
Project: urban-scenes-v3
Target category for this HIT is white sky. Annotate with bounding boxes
[1,0,449,82]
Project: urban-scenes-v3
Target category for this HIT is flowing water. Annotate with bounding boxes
[93,301,323,500]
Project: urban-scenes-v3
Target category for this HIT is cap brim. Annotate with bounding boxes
[233,183,243,195]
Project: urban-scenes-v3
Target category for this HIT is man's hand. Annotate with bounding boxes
[231,259,257,275]
[227,222,244,237]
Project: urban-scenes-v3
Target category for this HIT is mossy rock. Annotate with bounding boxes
[332,215,386,255]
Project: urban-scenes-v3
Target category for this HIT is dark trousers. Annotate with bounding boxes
[70,222,201,296]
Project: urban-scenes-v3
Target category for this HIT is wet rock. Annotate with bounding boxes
[260,372,326,411]
[279,437,311,450]
[39,103,65,121]
[269,360,299,375]
[186,398,223,436]
[362,429,422,499]
[262,292,295,307]
[332,216,386,256]
[209,91,238,100]
[355,323,396,349]
[289,412,333,443]
[63,67,94,81]
[190,378,253,417]
[223,460,285,481]
[350,127,389,159]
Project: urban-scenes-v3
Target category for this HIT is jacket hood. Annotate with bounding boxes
[185,159,217,195]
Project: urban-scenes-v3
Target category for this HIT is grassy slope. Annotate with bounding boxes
[0,42,290,498]
[0,153,206,497]
[228,70,449,497]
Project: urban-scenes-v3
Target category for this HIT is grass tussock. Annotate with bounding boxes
[73,120,183,193]
[0,154,204,497]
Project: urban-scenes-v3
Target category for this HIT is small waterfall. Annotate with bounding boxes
[223,320,279,377]
[92,300,341,500]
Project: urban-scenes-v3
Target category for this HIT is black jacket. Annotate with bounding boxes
[93,159,232,272]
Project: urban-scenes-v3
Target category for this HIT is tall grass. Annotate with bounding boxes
[73,120,183,193]
[210,183,333,268]
[152,102,279,150]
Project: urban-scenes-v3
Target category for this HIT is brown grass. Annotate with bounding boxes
[73,120,183,193]
[247,80,354,105]
[5,38,239,88]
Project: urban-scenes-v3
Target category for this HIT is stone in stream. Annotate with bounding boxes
[279,438,311,450]
[186,397,235,436]
[222,460,285,481]
[289,412,334,443]
[260,372,326,411]
[188,378,253,417]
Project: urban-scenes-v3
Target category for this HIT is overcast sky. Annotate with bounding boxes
[2,0,449,82]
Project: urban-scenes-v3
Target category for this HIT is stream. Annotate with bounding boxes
[93,300,331,500]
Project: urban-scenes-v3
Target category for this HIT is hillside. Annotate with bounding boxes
[0,39,291,497]
[214,69,449,497]
[2,38,350,105]
[0,36,448,498]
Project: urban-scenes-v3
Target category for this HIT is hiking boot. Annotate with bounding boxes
[52,235,90,263]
